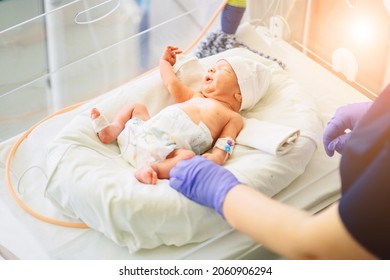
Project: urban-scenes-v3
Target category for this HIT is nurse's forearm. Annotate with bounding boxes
[222,184,312,259]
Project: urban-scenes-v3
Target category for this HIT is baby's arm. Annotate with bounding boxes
[203,114,243,165]
[160,46,194,103]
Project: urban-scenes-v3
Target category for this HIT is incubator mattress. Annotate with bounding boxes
[0,23,371,259]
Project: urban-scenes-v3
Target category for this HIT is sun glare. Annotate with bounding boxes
[349,18,375,44]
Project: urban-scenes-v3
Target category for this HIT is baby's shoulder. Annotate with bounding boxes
[228,110,243,125]
[232,110,243,120]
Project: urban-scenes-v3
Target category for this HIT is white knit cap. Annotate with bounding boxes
[222,56,271,111]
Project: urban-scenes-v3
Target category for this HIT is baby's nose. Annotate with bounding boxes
[208,68,215,73]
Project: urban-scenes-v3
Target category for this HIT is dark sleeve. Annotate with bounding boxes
[339,141,390,259]
[338,84,390,259]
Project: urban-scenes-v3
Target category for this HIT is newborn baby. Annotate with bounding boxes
[91,46,271,184]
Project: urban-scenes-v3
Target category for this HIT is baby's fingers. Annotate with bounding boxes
[168,46,182,55]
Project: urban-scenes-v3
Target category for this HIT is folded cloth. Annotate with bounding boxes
[236,118,300,156]
[173,55,204,92]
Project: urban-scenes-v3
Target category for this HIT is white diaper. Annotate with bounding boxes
[117,105,213,167]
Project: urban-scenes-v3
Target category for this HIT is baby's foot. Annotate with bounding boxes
[90,108,117,144]
[135,165,158,185]
[90,107,101,120]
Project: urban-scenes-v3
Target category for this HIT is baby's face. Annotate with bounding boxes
[201,60,240,97]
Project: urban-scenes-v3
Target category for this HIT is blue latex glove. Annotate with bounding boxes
[323,102,372,156]
[221,3,246,34]
[169,156,240,216]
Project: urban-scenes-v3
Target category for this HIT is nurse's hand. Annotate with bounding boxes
[323,102,371,156]
[169,156,240,216]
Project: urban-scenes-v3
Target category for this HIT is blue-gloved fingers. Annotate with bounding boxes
[323,120,344,156]
[327,133,351,156]
[169,156,240,216]
[323,102,372,157]
[169,156,206,198]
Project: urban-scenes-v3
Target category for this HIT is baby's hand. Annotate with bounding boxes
[161,45,182,66]
[202,152,226,166]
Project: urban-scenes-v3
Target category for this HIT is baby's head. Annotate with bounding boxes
[222,56,271,111]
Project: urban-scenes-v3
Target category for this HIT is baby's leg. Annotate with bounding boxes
[151,149,196,181]
[91,103,150,144]
[135,149,195,185]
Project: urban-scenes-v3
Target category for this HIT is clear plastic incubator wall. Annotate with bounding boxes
[0,0,219,141]
[1,0,389,141]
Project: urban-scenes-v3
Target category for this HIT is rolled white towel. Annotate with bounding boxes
[236,118,300,156]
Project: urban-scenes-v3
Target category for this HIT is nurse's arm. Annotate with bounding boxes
[222,184,376,259]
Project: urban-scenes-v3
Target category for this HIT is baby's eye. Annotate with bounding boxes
[222,68,232,74]
[216,66,229,73]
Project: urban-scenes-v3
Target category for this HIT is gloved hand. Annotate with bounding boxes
[221,2,246,34]
[169,156,240,216]
[323,102,372,156]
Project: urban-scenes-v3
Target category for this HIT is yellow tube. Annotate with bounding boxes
[227,0,246,8]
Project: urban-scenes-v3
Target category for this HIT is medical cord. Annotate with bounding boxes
[5,0,229,229]
[6,104,89,228]
[183,0,229,54]
[17,165,47,195]
[17,140,129,191]
[8,112,141,229]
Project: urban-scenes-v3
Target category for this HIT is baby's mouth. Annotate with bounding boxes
[205,75,212,82]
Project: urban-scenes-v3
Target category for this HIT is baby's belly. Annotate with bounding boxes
[174,103,202,125]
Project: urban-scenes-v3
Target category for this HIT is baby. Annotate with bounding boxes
[91,46,269,184]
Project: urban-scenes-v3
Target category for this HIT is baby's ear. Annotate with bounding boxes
[234,92,242,104]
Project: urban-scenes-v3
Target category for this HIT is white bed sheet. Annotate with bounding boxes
[0,23,371,260]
